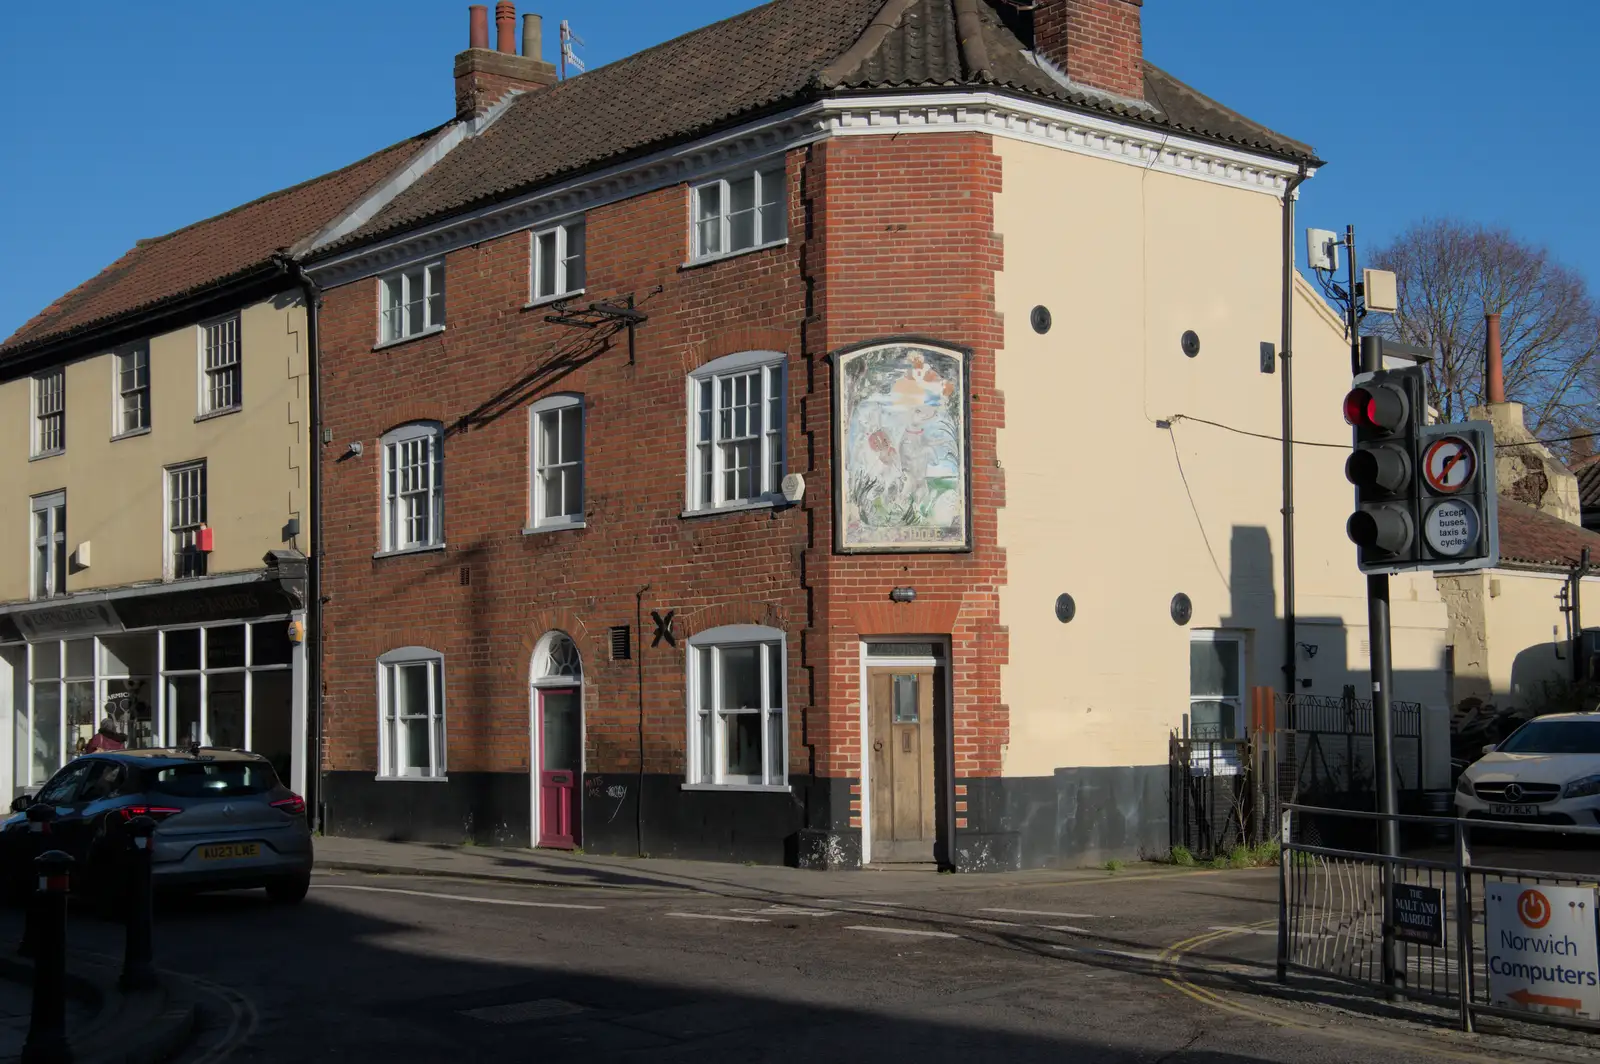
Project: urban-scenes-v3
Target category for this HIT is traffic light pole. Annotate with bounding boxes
[1351,228,1402,996]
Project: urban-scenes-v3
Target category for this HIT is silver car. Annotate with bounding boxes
[3,748,313,904]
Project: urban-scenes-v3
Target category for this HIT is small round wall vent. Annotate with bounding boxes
[1171,593,1193,626]
[1031,306,1053,334]
[1054,593,1076,623]
[1181,330,1201,358]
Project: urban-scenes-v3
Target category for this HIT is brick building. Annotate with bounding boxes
[297,0,1350,869]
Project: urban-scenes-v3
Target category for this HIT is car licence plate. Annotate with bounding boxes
[1489,804,1537,817]
[199,843,260,861]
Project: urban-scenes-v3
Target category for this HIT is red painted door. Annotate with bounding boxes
[537,689,580,849]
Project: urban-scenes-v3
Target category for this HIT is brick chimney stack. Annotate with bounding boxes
[454,3,558,119]
[1032,0,1145,100]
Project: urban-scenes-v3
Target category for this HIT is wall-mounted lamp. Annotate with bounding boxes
[889,587,917,603]
[347,441,364,457]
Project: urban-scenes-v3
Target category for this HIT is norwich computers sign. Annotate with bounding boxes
[1485,884,1600,1020]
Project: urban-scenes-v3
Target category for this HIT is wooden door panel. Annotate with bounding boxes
[868,666,937,862]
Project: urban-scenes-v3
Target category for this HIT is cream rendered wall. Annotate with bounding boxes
[1479,571,1600,709]
[0,296,310,603]
[994,137,1449,784]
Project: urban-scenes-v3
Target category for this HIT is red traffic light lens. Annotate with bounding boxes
[1343,388,1374,428]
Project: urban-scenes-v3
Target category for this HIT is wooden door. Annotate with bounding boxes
[868,667,936,863]
[537,689,581,849]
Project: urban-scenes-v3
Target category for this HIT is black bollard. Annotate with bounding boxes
[18,804,57,959]
[120,816,156,991]
[22,850,73,1064]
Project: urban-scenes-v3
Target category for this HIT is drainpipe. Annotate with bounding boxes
[275,254,326,831]
[1280,164,1309,720]
[635,584,649,857]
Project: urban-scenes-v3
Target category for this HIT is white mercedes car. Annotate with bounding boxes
[1454,712,1600,827]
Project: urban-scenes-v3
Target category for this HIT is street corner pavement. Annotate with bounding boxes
[0,946,199,1064]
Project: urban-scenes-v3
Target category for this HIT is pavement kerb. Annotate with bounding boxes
[1159,923,1598,1064]
[0,950,199,1064]
[312,855,1234,898]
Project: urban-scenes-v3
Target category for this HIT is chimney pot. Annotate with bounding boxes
[496,1,516,53]
[1485,312,1506,404]
[468,4,488,50]
[522,13,542,59]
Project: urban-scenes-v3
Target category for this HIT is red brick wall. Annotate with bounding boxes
[806,135,1009,820]
[317,132,1007,817]
[318,157,813,784]
[1034,0,1144,100]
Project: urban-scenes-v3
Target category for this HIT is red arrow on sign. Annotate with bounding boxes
[1509,988,1582,1010]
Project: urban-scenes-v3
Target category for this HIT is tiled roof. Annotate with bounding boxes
[1,131,437,358]
[331,0,1316,253]
[1573,457,1600,511]
[1496,498,1600,570]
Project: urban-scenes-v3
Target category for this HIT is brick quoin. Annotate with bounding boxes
[317,131,1008,864]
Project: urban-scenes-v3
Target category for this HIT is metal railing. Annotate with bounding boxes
[1279,803,1600,1034]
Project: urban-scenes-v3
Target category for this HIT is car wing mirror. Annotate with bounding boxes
[1481,743,1497,756]
[9,794,33,814]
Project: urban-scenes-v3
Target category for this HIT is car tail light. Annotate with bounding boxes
[272,795,306,817]
[117,805,181,822]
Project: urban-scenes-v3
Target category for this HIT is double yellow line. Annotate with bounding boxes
[1158,922,1287,1024]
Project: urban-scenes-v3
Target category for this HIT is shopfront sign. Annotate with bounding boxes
[12,600,123,640]
[114,581,292,630]
[1486,883,1600,1020]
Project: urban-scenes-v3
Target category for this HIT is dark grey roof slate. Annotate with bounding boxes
[325,0,1317,255]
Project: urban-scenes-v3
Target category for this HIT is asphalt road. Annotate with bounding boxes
[5,863,1519,1064]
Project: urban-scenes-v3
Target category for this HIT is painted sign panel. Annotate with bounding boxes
[834,341,969,553]
[1392,883,1444,947]
[1423,500,1480,557]
[1485,883,1600,1019]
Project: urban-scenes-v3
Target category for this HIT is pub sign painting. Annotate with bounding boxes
[835,341,970,553]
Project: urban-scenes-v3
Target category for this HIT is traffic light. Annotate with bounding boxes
[1345,366,1424,569]
[1342,364,1498,574]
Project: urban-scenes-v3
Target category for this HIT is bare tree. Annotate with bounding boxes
[1365,220,1600,444]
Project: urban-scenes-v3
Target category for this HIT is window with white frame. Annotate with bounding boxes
[167,461,207,579]
[115,344,150,435]
[690,163,785,261]
[687,625,786,787]
[32,368,64,456]
[1189,631,1246,775]
[380,261,445,343]
[686,351,785,511]
[377,647,446,779]
[381,423,444,552]
[30,491,66,600]
[199,316,241,415]
[531,220,586,302]
[528,395,584,528]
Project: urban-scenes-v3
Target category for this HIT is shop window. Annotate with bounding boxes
[685,625,786,788]
[377,647,446,779]
[159,622,295,761]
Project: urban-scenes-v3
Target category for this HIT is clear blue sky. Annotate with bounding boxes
[3,1,1596,339]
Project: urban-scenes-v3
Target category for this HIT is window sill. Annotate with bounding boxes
[374,775,449,783]
[680,782,792,794]
[680,498,784,520]
[681,238,789,270]
[524,288,586,310]
[373,324,446,351]
[372,543,448,560]
[194,406,240,424]
[522,519,586,535]
[110,426,152,442]
[28,450,63,462]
